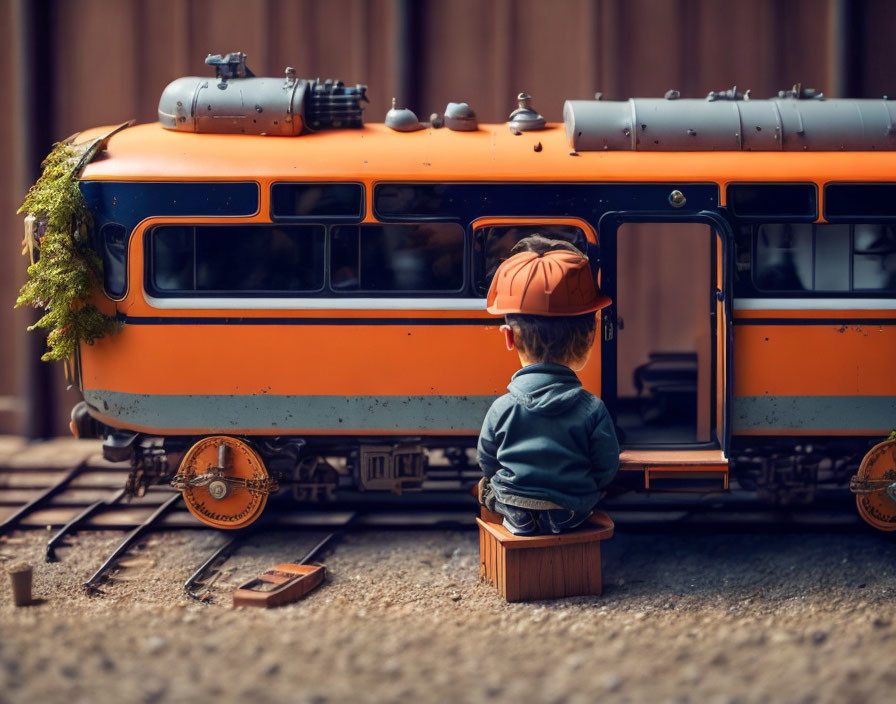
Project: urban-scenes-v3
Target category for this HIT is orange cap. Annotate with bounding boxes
[486,250,612,316]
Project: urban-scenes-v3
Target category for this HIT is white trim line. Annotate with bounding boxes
[145,294,489,311]
[734,297,896,311]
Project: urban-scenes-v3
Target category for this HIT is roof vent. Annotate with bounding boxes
[777,83,824,100]
[385,98,423,132]
[444,102,478,131]
[706,86,750,102]
[205,52,255,86]
[508,92,545,132]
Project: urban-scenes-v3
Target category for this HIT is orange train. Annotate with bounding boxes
[47,56,896,530]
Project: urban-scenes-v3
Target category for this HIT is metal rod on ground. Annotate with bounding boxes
[291,510,361,566]
[187,512,360,603]
[83,491,183,593]
[184,527,257,601]
[46,488,126,562]
[0,464,85,536]
[296,531,341,565]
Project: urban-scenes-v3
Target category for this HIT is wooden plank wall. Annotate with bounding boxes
[1,0,894,435]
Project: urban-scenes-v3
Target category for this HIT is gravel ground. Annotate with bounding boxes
[1,521,895,704]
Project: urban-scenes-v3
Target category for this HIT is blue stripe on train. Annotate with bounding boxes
[83,389,497,433]
[733,395,895,432]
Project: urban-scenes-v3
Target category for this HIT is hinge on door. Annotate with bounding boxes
[602,311,615,341]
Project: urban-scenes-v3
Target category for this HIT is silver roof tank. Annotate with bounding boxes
[564,90,896,151]
[158,52,367,136]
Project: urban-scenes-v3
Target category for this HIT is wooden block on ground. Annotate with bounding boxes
[477,512,614,602]
[233,564,325,608]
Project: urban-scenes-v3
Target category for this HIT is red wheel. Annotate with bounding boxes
[853,440,896,532]
[173,436,277,530]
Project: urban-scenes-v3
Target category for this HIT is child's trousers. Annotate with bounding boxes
[478,477,592,536]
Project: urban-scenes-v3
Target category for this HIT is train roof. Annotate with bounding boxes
[77,121,896,185]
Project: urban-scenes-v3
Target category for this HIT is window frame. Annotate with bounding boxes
[269,181,365,222]
[744,221,896,297]
[726,182,818,222]
[823,182,896,222]
[145,223,328,298]
[470,216,598,297]
[327,222,468,295]
[98,222,129,299]
[142,220,471,300]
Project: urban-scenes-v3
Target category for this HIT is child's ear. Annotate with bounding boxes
[499,324,515,351]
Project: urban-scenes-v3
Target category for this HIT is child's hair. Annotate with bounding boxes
[504,235,598,364]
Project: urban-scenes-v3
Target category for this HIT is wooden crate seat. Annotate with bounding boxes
[477,509,614,602]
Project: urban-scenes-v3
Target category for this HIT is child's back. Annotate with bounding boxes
[477,236,619,535]
[478,361,618,516]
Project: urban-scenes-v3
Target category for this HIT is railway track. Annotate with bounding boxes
[0,443,488,600]
[0,459,488,532]
[1,452,867,537]
[0,440,871,603]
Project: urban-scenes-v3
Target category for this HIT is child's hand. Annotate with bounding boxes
[478,477,496,510]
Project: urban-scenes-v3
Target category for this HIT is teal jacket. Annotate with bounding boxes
[477,363,620,513]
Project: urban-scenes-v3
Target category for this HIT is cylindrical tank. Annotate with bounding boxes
[158,75,309,136]
[564,97,896,151]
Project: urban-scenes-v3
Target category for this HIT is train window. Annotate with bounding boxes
[330,224,464,292]
[148,225,325,295]
[753,224,813,291]
[853,224,896,290]
[150,226,193,291]
[824,184,896,219]
[473,224,588,296]
[374,184,456,217]
[814,225,850,290]
[750,223,896,294]
[270,183,364,220]
[727,184,817,219]
[100,223,128,298]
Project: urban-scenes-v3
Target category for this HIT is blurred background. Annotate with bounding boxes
[2,0,894,437]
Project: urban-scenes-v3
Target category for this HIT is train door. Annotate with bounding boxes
[598,213,733,457]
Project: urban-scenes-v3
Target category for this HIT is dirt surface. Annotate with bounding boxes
[1,521,895,704]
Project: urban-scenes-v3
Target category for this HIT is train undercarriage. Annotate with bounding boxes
[70,400,896,532]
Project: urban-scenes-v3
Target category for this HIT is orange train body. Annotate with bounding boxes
[74,122,895,437]
[60,103,896,527]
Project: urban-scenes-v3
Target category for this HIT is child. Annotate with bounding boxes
[477,235,620,535]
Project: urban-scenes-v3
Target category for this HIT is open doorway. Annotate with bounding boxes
[612,222,714,446]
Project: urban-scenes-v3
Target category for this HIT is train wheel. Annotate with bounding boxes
[851,439,896,532]
[172,436,279,530]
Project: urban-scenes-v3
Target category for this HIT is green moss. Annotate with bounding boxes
[15,141,120,362]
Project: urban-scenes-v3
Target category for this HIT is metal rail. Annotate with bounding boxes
[46,488,126,562]
[0,463,85,536]
[184,512,359,602]
[0,465,870,538]
[183,528,256,601]
[83,492,183,593]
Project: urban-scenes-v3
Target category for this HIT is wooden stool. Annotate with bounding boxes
[477,508,614,602]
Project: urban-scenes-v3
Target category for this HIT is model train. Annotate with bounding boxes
[33,54,895,530]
